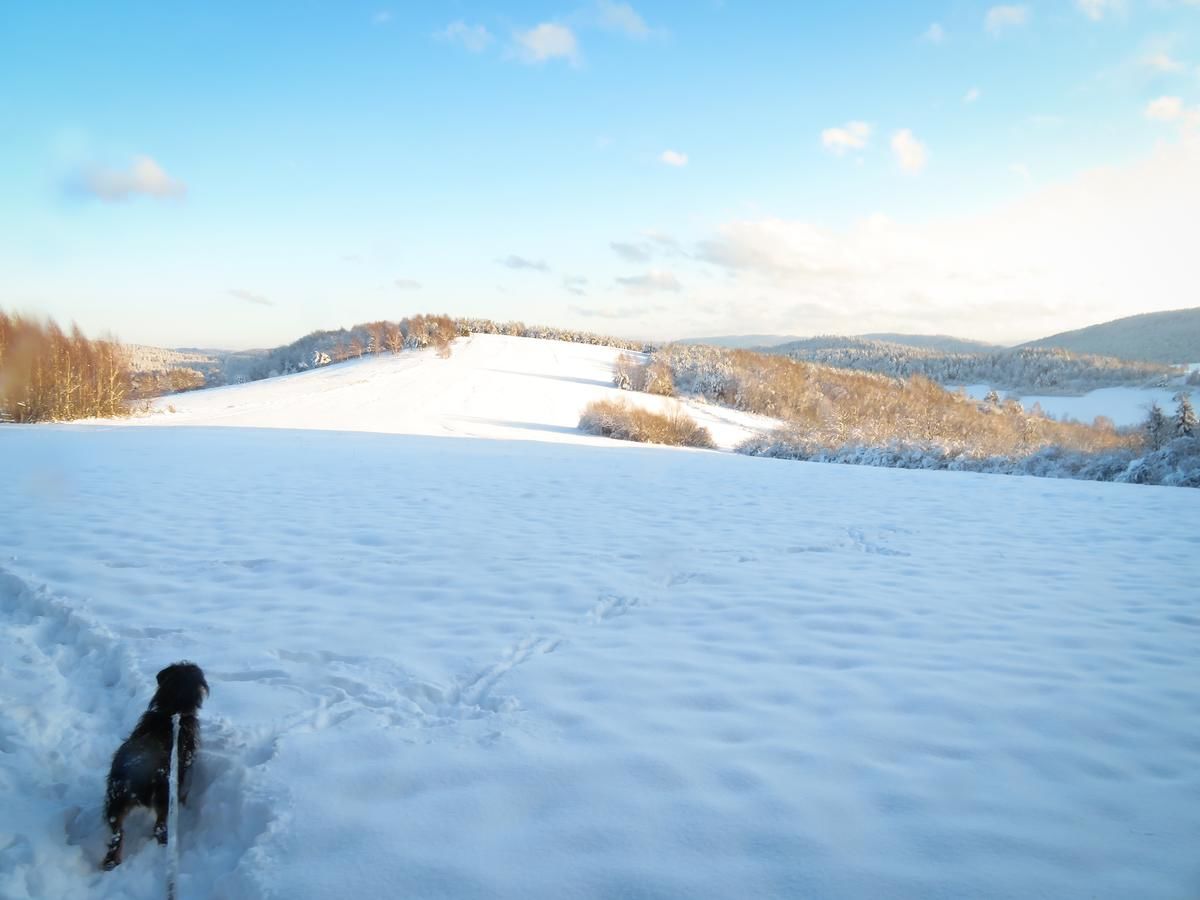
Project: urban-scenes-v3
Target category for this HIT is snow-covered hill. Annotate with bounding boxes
[2,335,1199,899]
[132,334,777,450]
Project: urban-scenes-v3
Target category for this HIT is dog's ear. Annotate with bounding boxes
[156,667,169,685]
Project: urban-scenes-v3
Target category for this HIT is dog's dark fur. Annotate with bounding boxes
[102,661,208,870]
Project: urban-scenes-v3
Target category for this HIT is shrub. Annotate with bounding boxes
[579,399,715,448]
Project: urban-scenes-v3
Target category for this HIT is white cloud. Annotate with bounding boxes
[985,5,1029,35]
[394,279,421,290]
[1145,96,1184,121]
[1143,52,1186,73]
[890,129,927,173]
[821,121,871,155]
[438,21,493,53]
[229,289,272,307]
[1009,163,1032,181]
[1076,0,1124,20]
[372,10,392,25]
[596,1,651,39]
[660,149,688,167]
[616,270,681,293]
[923,23,946,43]
[514,23,579,64]
[78,156,186,202]
[690,138,1200,342]
[964,87,982,104]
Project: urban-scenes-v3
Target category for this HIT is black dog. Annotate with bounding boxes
[102,661,208,870]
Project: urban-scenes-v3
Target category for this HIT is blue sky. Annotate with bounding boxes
[2,1,1198,348]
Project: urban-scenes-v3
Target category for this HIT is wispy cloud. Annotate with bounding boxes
[75,156,186,202]
[891,129,927,173]
[1143,51,1186,73]
[229,288,272,307]
[821,121,871,155]
[611,241,652,262]
[372,10,392,25]
[645,230,680,250]
[513,23,579,64]
[985,5,1029,35]
[1076,0,1124,21]
[1145,96,1184,121]
[964,87,982,104]
[923,23,946,44]
[499,255,551,272]
[1009,162,1032,181]
[595,1,651,39]
[563,275,589,296]
[394,279,422,290]
[571,303,662,320]
[659,149,688,167]
[616,270,681,293]
[438,21,493,53]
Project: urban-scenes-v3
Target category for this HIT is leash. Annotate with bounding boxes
[166,712,181,900]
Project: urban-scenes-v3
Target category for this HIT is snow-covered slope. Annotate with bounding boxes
[132,334,777,450]
[2,336,1199,900]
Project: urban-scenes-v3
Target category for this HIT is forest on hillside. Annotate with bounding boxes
[769,336,1177,393]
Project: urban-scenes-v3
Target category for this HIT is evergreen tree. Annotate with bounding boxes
[1175,392,1197,438]
[1145,402,1170,450]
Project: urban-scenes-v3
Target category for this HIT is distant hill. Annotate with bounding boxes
[124,345,221,374]
[860,333,1004,354]
[677,335,801,348]
[1021,308,1200,365]
[680,333,1003,353]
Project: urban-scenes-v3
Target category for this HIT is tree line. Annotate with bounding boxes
[0,311,132,423]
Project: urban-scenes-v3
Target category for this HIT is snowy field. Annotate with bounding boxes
[2,337,1199,900]
[956,383,1186,428]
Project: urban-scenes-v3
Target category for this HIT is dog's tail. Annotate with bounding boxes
[166,712,181,900]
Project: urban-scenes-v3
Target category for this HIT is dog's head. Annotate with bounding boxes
[152,661,209,715]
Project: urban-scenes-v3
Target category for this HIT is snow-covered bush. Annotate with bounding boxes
[1117,436,1200,488]
[579,399,714,448]
[738,427,1199,487]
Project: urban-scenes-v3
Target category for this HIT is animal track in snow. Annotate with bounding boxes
[787,527,911,557]
[587,594,641,623]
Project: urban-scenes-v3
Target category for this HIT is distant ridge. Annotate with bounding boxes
[860,333,1004,354]
[677,335,801,349]
[679,333,1004,353]
[1020,307,1200,365]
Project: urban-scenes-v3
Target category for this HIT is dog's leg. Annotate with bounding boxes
[153,785,169,846]
[102,804,128,870]
[177,715,199,806]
